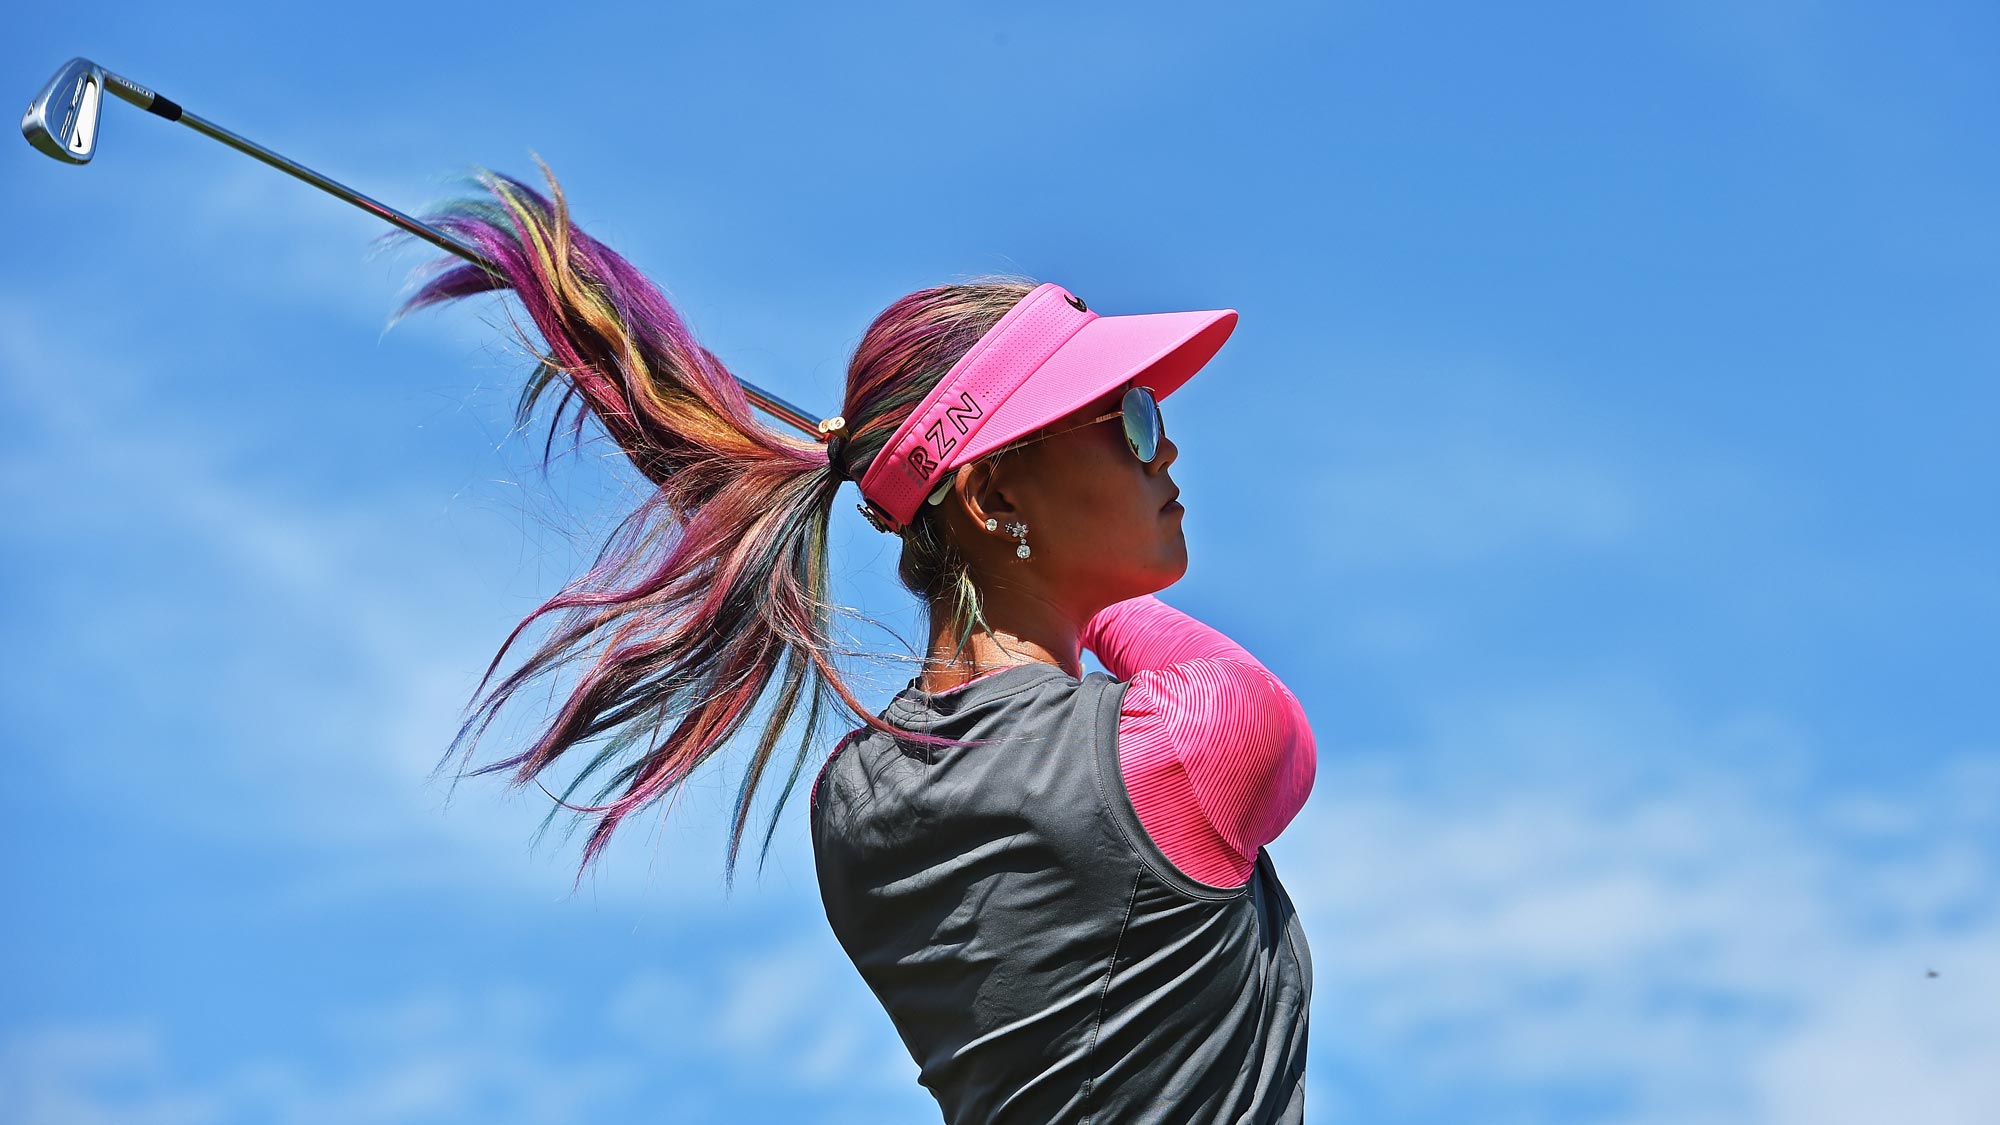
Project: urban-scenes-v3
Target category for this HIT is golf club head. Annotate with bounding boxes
[23,57,104,164]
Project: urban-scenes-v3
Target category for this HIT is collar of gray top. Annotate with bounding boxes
[888,662,1078,719]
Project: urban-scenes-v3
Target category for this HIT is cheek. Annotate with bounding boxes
[1067,468,1155,532]
[1030,435,1151,537]
[1067,451,1136,505]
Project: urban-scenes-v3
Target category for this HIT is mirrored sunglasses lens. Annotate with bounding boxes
[1121,386,1161,462]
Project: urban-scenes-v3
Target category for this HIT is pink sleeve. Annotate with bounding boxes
[1081,594,1317,888]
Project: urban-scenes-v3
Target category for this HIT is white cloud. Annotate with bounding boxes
[18,713,1987,1124]
[1274,680,1999,1123]
[605,935,921,1094]
[1,943,928,1125]
[0,986,642,1125]
[168,155,503,349]
[0,296,824,916]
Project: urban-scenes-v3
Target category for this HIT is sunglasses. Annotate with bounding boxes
[926,384,1164,507]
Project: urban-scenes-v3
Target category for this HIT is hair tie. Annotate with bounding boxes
[817,415,852,483]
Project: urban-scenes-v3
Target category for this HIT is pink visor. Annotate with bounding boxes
[855,282,1237,533]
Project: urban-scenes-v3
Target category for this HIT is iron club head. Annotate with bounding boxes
[22,57,105,164]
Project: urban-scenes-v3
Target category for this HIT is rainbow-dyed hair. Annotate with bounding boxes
[382,156,1035,892]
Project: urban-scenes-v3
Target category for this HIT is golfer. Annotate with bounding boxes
[395,163,1317,1124]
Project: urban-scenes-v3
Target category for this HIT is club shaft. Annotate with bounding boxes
[183,110,479,264]
[96,67,825,439]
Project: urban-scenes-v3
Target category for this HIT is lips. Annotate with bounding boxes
[1161,489,1181,511]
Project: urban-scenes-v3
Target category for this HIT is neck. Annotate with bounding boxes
[921,595,1083,693]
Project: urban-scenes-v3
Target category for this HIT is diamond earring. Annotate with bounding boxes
[1005,520,1031,560]
[984,518,998,531]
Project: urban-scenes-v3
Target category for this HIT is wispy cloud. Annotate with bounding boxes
[1,990,644,1125]
[0,296,808,914]
[1311,431,1640,567]
[1287,361,1766,573]
[1277,683,1998,1123]
[1,934,928,1125]
[606,937,920,1092]
[170,152,504,348]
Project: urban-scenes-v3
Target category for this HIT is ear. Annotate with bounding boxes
[958,457,1021,530]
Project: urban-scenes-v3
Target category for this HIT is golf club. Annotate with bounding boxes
[20,55,823,437]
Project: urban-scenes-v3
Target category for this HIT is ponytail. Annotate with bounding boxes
[382,156,979,892]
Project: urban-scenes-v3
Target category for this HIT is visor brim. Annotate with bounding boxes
[954,306,1237,463]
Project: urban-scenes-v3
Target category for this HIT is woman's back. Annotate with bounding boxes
[810,658,1312,1124]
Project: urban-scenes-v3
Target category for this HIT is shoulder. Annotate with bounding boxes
[1119,657,1305,755]
[1114,658,1316,862]
[809,724,871,817]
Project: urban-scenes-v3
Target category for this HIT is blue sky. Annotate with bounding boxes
[3,2,1995,1122]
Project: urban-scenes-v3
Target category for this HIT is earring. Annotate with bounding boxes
[1005,520,1031,559]
[984,518,998,531]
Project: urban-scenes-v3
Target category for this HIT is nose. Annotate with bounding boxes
[1149,431,1179,474]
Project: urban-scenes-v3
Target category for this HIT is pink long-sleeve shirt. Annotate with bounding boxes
[824,594,1316,887]
[1081,594,1317,886]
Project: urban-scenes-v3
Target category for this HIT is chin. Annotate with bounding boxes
[1153,543,1190,589]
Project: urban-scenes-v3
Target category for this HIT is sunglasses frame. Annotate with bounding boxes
[925,384,1163,507]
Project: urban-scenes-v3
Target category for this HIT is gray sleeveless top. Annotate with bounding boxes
[809,661,1312,1124]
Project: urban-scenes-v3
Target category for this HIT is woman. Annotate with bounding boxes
[390,160,1317,1123]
